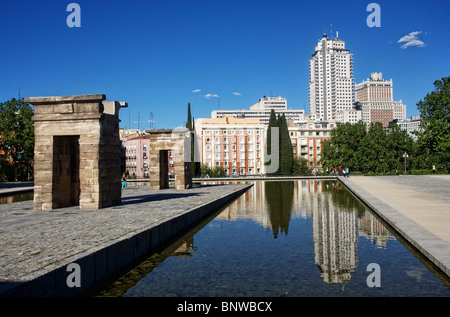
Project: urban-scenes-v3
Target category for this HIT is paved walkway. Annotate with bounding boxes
[339,175,450,277]
[0,183,250,288]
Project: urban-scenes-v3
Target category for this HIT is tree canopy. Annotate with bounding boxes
[0,98,34,180]
[265,110,293,175]
[415,77,450,172]
[320,121,415,174]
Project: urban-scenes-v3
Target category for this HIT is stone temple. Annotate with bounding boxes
[25,94,192,211]
[25,94,127,210]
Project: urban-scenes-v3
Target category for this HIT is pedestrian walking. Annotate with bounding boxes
[346,167,349,177]
[122,175,127,188]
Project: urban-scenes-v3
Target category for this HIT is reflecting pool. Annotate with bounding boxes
[0,191,33,204]
[96,180,450,297]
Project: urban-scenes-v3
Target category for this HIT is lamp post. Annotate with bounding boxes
[403,152,409,175]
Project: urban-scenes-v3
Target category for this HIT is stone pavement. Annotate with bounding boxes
[339,175,450,277]
[0,183,251,296]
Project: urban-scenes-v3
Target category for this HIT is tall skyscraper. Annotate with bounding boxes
[309,33,355,121]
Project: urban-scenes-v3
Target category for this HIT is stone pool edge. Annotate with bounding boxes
[338,176,450,278]
[0,184,253,297]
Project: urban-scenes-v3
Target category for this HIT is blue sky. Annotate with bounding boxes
[1,0,449,129]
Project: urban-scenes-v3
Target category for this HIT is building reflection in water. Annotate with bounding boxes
[214,180,395,287]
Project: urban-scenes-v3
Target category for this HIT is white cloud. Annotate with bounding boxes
[204,93,219,99]
[398,31,425,49]
[192,89,201,93]
[232,92,241,96]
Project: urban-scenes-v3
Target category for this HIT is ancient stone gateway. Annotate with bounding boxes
[24,94,127,210]
[146,128,192,190]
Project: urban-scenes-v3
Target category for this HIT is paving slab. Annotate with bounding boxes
[0,183,251,296]
[339,175,450,278]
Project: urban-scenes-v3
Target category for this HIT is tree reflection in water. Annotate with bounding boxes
[264,181,294,239]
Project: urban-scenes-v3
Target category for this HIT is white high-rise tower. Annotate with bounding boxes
[309,33,355,121]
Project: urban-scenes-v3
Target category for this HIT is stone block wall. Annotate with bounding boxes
[25,95,126,210]
[147,129,192,190]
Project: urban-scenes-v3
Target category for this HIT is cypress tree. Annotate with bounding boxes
[186,103,195,176]
[266,109,279,175]
[279,114,293,174]
[186,103,192,130]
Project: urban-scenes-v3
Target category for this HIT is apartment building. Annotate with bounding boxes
[355,72,406,127]
[309,33,355,122]
[289,119,337,166]
[195,117,267,175]
[194,116,336,174]
[121,135,151,179]
[396,115,422,140]
[212,96,305,125]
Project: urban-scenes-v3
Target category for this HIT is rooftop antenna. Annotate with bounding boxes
[149,111,154,129]
[18,88,21,99]
[218,97,220,110]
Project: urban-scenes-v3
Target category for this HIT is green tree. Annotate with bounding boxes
[320,120,415,174]
[265,109,278,174]
[320,121,366,171]
[385,122,415,173]
[415,77,450,172]
[0,98,34,180]
[185,103,197,176]
[200,164,225,178]
[211,165,225,177]
[279,114,293,174]
[265,111,293,175]
[292,156,311,175]
[200,164,211,178]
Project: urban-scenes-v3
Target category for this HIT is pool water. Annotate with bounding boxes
[96,180,450,297]
[0,191,33,204]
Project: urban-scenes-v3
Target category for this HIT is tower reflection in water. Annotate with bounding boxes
[96,180,449,297]
[215,180,394,287]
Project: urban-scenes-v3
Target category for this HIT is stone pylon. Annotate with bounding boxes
[24,94,127,210]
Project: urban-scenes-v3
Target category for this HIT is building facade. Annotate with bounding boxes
[121,133,176,179]
[194,117,336,174]
[289,119,337,166]
[309,33,355,122]
[212,96,305,125]
[195,117,267,175]
[355,72,406,127]
[396,115,421,140]
[122,135,151,179]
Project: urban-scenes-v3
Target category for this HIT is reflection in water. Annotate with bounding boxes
[0,191,33,204]
[264,181,294,238]
[95,180,450,297]
[214,180,394,287]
